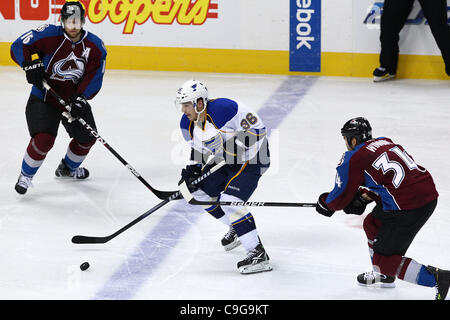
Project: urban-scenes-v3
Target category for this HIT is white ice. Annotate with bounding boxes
[0,66,449,300]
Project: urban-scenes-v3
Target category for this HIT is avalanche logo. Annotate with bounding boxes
[50,51,89,83]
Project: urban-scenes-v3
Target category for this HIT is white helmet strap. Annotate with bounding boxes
[193,98,207,124]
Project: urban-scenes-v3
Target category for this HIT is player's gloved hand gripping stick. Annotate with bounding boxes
[178,133,316,207]
[42,79,176,201]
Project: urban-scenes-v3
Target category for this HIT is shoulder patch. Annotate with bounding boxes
[338,153,345,166]
[35,24,50,32]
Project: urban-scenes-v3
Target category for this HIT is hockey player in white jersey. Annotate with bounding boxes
[176,80,272,274]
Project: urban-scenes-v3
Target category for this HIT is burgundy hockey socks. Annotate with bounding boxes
[15,133,55,194]
[21,133,55,177]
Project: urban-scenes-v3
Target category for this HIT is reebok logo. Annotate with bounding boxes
[294,0,315,50]
[289,0,321,72]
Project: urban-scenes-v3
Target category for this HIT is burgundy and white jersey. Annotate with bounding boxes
[326,137,438,212]
[11,24,107,106]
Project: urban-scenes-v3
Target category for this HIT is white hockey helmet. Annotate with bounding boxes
[175,80,208,113]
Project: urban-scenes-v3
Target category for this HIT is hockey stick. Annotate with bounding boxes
[42,80,175,200]
[179,180,316,208]
[72,160,226,244]
[72,199,170,244]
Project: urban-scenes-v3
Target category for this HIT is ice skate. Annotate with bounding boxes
[427,266,450,300]
[237,243,272,274]
[357,271,396,288]
[14,173,33,195]
[55,159,89,179]
[221,226,241,251]
[373,67,396,82]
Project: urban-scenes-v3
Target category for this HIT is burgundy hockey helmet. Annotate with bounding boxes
[341,117,372,145]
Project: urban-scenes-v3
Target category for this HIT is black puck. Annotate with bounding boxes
[80,262,90,271]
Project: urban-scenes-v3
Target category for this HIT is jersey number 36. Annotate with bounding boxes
[240,113,258,130]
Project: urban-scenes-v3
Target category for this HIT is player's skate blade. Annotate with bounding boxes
[239,261,273,274]
[221,227,241,251]
[237,244,272,274]
[357,271,396,288]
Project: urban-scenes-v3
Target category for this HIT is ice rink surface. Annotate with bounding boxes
[0,66,449,300]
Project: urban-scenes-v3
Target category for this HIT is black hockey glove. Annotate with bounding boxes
[179,164,202,193]
[343,191,371,215]
[22,59,45,90]
[316,192,335,217]
[68,94,89,120]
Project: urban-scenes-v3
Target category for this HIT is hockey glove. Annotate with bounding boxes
[179,164,202,193]
[316,192,335,217]
[343,191,372,215]
[68,94,89,121]
[22,59,45,90]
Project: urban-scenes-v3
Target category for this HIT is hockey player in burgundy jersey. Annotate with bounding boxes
[316,117,449,300]
[10,1,107,195]
[175,80,272,274]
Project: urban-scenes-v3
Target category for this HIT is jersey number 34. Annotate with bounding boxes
[372,146,419,188]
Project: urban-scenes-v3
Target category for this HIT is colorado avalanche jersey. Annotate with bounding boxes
[326,137,438,212]
[180,98,267,163]
[10,24,107,105]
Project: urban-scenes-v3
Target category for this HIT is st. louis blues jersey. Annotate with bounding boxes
[10,24,107,105]
[326,137,438,212]
[180,98,267,164]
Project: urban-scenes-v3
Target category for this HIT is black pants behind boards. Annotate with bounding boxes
[380,0,450,73]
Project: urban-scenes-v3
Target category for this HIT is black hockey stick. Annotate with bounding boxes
[72,199,170,244]
[72,160,226,244]
[179,180,316,208]
[42,80,175,200]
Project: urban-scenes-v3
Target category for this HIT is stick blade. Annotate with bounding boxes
[157,190,178,200]
[72,235,110,244]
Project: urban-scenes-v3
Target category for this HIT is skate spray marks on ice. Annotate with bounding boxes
[93,76,318,299]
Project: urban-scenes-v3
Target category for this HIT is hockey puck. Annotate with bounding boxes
[80,262,90,271]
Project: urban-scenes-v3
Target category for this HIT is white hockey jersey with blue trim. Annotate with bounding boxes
[180,98,267,163]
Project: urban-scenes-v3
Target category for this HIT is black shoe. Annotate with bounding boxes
[237,243,272,274]
[427,265,450,300]
[221,226,241,251]
[55,159,89,179]
[357,271,396,288]
[373,67,396,82]
[15,174,33,195]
